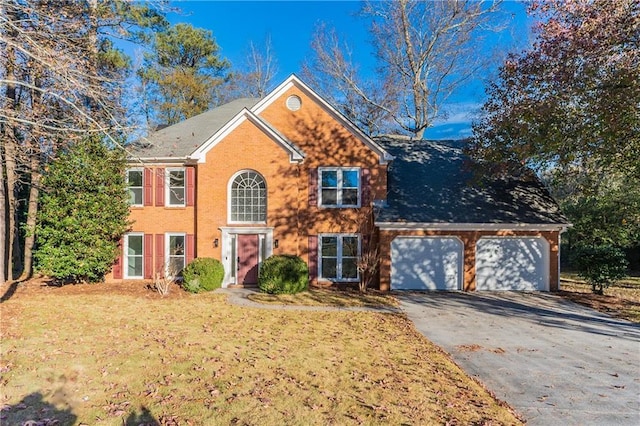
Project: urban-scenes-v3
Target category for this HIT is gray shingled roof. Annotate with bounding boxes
[130,98,259,159]
[375,136,569,225]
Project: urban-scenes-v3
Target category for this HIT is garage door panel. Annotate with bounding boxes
[391,237,462,290]
[476,238,549,291]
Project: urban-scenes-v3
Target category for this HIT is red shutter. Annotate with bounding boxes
[308,235,318,282]
[361,168,371,207]
[155,168,165,207]
[155,234,165,277]
[186,167,195,207]
[308,168,318,206]
[112,238,123,279]
[144,234,153,279]
[143,168,153,206]
[186,234,195,264]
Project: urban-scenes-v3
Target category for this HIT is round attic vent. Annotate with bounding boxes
[286,95,302,111]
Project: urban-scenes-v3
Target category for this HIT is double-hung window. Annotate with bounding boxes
[125,233,143,278]
[319,234,360,281]
[167,233,186,276]
[166,168,185,206]
[127,169,143,206]
[319,167,359,207]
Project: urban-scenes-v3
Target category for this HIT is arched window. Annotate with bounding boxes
[230,170,267,222]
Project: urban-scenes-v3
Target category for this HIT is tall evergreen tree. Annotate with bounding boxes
[138,23,230,128]
[34,136,130,283]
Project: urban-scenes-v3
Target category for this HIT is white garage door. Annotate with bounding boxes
[391,237,463,290]
[476,237,549,291]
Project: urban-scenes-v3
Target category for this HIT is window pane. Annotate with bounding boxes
[342,189,358,205]
[231,171,266,222]
[169,189,184,205]
[343,237,359,257]
[342,257,358,279]
[169,170,184,186]
[129,188,143,205]
[128,256,143,277]
[127,235,143,256]
[321,237,337,256]
[231,236,237,278]
[321,189,337,205]
[342,170,358,188]
[321,258,337,279]
[128,170,143,186]
[170,235,185,255]
[321,170,337,188]
[169,257,185,275]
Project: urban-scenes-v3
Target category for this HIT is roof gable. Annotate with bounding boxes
[251,74,393,164]
[130,98,259,161]
[189,108,304,164]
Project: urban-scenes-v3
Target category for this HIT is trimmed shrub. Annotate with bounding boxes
[182,258,224,293]
[259,255,309,294]
[572,245,628,295]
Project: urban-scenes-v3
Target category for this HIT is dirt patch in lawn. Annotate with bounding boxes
[560,278,640,323]
[1,279,522,425]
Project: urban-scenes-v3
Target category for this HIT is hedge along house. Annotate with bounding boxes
[110,74,570,291]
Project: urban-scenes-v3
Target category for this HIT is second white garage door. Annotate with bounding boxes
[476,237,549,291]
[391,237,463,290]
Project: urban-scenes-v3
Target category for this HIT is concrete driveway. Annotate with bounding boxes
[397,292,640,425]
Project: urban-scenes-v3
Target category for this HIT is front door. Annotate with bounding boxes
[237,234,260,285]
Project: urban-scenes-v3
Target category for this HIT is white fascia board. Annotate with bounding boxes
[188,108,304,164]
[375,222,570,232]
[251,74,394,165]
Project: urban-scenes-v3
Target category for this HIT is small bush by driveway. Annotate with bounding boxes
[397,292,640,426]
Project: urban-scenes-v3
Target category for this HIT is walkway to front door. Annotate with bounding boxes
[237,234,259,285]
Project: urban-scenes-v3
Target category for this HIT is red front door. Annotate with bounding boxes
[237,234,260,285]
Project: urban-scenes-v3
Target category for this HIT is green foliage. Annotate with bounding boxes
[182,258,224,293]
[34,136,130,283]
[470,0,639,180]
[572,245,629,295]
[138,23,231,126]
[561,179,640,249]
[259,255,309,295]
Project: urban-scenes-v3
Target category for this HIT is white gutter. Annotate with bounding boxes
[376,222,572,232]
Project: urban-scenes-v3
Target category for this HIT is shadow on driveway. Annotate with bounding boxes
[397,291,640,342]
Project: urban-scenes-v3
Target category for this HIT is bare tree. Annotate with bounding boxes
[305,0,504,138]
[226,35,279,100]
[0,0,166,282]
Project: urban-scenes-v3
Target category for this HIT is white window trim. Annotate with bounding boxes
[318,233,361,282]
[227,170,267,224]
[165,167,186,207]
[127,168,144,207]
[165,232,186,277]
[318,167,361,208]
[124,232,144,279]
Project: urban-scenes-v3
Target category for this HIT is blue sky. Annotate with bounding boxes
[160,1,533,139]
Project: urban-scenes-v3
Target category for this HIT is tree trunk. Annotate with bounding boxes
[19,155,41,280]
[0,156,6,285]
[3,11,19,282]
[3,135,18,283]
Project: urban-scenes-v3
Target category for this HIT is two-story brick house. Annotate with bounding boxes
[110,75,569,291]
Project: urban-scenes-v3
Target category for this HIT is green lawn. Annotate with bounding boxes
[0,284,521,425]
